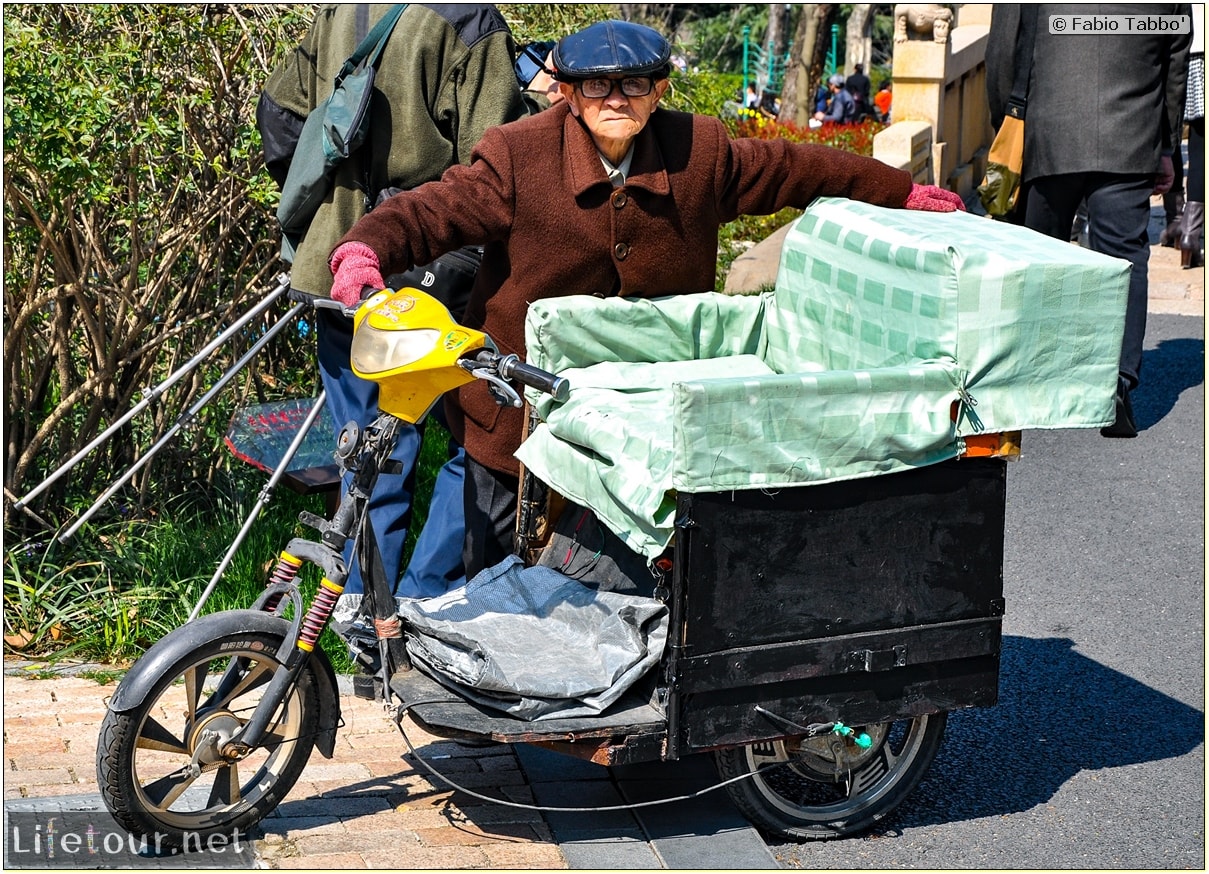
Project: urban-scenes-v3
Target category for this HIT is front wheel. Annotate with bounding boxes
[97,627,320,847]
[714,713,946,841]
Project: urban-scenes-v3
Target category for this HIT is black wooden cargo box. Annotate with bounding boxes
[661,456,1005,758]
[396,456,1005,763]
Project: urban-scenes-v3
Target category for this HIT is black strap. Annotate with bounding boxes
[355,4,369,44]
[1005,5,1038,119]
[335,4,406,87]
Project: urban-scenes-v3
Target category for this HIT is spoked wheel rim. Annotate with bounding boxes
[716,712,946,840]
[129,648,306,831]
[744,715,937,825]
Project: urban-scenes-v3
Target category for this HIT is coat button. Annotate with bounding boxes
[611,190,628,209]
[614,242,630,260]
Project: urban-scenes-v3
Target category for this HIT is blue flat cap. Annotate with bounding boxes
[553,20,671,80]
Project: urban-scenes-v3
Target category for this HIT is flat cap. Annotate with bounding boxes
[553,20,671,80]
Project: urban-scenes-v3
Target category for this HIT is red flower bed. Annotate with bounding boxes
[734,110,885,157]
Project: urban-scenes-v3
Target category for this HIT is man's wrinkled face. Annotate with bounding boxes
[560,75,670,146]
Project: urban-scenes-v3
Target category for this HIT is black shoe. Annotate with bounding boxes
[1101,377,1137,438]
[352,668,383,701]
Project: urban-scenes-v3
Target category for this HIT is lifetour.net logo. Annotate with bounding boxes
[4,811,250,869]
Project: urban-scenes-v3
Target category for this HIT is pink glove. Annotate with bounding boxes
[904,184,967,213]
[329,241,385,308]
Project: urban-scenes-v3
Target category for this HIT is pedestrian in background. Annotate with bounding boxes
[846,62,873,120]
[986,3,1192,438]
[1177,10,1204,268]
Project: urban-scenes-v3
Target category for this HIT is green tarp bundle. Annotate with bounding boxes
[517,198,1130,559]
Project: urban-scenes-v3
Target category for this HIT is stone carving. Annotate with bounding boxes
[893,4,954,44]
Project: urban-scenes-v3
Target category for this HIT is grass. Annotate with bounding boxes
[3,423,454,673]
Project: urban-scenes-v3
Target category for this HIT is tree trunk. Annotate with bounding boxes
[845,4,874,73]
[779,4,836,127]
[765,3,790,91]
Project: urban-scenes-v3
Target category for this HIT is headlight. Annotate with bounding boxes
[350,324,442,376]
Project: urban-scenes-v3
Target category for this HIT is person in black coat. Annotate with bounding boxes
[846,63,872,120]
[987,3,1192,438]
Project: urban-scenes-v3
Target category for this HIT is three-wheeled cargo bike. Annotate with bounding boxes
[95,199,1129,848]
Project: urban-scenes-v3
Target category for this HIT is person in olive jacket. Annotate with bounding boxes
[259,4,557,607]
[329,19,966,577]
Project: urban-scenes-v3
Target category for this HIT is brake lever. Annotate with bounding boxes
[477,371,523,408]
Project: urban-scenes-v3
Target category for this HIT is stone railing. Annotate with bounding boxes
[873,4,994,201]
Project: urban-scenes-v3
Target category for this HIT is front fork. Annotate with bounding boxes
[229,415,410,752]
[224,538,349,754]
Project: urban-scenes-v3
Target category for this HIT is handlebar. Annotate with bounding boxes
[286,287,570,404]
[461,350,570,404]
[286,287,357,316]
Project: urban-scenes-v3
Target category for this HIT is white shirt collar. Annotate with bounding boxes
[599,145,636,187]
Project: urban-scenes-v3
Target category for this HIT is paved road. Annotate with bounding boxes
[773,311,1206,869]
[5,236,1202,868]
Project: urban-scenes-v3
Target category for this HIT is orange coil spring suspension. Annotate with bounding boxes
[297,578,344,653]
[263,551,303,613]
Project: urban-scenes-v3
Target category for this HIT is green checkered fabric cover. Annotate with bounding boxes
[518,199,1131,558]
[773,198,1130,432]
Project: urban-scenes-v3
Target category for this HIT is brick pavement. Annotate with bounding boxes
[1,670,568,869]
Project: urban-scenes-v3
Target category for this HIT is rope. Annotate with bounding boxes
[389,698,783,813]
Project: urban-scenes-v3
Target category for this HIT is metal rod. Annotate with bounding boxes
[58,301,307,542]
[189,391,329,621]
[15,273,292,509]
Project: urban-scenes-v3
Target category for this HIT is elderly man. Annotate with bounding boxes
[329,19,964,577]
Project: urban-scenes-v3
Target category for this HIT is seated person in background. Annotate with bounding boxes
[874,80,893,122]
[814,74,857,124]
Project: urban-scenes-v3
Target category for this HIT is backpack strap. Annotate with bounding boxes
[336,4,407,87]
[355,4,369,44]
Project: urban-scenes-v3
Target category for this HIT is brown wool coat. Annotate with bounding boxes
[338,102,913,475]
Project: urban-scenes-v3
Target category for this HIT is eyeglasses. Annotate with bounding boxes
[577,77,655,99]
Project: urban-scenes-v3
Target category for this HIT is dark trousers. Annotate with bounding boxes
[1024,173,1153,388]
[463,454,519,580]
[1187,119,1204,203]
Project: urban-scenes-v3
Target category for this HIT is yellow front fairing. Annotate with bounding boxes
[350,287,489,423]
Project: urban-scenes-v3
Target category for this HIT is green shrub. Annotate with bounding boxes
[3,6,893,666]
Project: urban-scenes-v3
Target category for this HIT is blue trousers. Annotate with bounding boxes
[317,309,465,598]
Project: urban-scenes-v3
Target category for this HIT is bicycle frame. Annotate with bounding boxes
[227,286,568,743]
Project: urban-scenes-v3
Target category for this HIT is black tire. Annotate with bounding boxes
[97,628,320,848]
[714,712,946,841]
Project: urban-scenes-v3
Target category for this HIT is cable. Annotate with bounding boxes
[390,698,782,813]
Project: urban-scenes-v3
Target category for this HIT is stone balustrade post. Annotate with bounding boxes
[873,4,995,202]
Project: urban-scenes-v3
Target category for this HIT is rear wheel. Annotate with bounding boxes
[714,713,946,841]
[97,629,319,847]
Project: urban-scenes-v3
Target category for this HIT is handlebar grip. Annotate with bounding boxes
[498,354,570,402]
[286,286,358,316]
